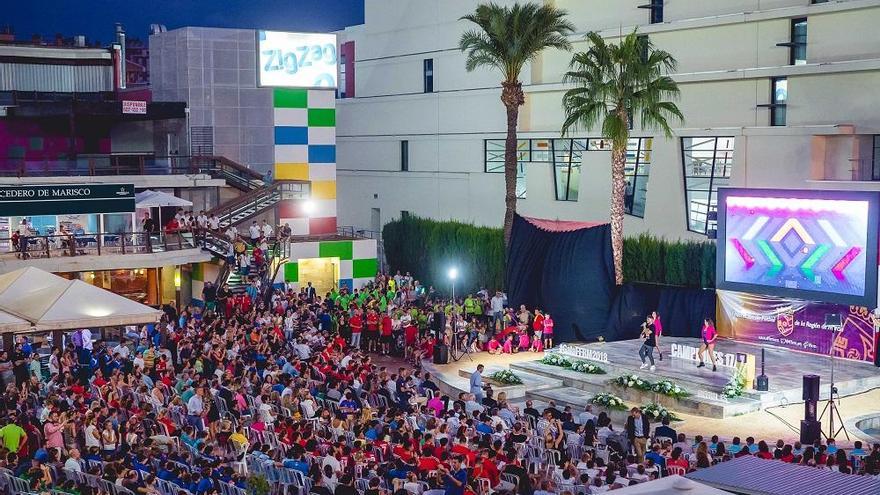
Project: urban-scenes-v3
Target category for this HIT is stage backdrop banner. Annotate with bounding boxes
[506,214,614,343]
[717,290,876,363]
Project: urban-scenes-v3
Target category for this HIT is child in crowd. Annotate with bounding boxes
[487,335,502,354]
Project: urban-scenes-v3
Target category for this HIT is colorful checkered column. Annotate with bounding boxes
[277,239,378,291]
[273,88,337,235]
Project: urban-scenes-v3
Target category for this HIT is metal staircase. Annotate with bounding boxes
[207,181,310,229]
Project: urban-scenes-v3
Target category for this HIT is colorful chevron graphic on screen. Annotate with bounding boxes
[723,195,870,297]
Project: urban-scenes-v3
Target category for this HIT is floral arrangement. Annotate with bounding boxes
[590,392,627,411]
[613,374,654,392]
[651,380,690,399]
[722,367,747,398]
[570,360,607,375]
[641,402,681,422]
[540,353,572,368]
[489,370,523,385]
[540,353,606,374]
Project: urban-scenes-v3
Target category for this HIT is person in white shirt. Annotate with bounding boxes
[248,221,261,243]
[209,214,220,231]
[81,328,93,351]
[225,226,238,241]
[490,292,505,330]
[261,220,274,239]
[64,448,84,472]
[578,404,598,425]
[113,342,130,359]
[196,211,208,229]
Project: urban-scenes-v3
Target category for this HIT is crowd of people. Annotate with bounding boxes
[0,268,878,495]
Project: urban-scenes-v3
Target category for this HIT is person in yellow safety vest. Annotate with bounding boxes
[464,294,476,317]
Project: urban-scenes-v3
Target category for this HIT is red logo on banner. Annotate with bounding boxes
[776,312,795,337]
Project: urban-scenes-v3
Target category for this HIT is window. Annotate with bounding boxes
[873,135,880,181]
[423,59,434,93]
[682,137,735,234]
[400,140,409,171]
[641,0,663,24]
[339,53,347,98]
[401,210,411,219]
[771,77,788,126]
[624,138,653,217]
[484,139,552,199]
[552,139,586,201]
[790,18,807,65]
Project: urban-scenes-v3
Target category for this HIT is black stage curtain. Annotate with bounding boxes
[604,283,716,341]
[506,214,615,343]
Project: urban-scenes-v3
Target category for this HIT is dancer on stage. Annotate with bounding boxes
[639,314,657,371]
[652,311,663,361]
[697,318,718,371]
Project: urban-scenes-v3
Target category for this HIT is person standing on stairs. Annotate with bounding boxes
[249,221,261,245]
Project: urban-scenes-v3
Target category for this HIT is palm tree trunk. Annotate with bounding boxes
[501,81,525,248]
[610,146,626,285]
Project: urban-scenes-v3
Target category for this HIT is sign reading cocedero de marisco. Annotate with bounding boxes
[0,184,136,216]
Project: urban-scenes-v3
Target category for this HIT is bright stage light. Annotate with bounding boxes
[303,200,316,216]
[448,267,458,280]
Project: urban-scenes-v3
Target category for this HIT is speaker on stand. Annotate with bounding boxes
[756,348,769,391]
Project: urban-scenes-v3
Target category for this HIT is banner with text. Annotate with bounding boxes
[717,290,876,363]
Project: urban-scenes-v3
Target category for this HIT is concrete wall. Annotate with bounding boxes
[336,0,880,240]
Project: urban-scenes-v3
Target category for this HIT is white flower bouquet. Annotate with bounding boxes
[540,353,572,368]
[613,373,654,391]
[651,379,690,399]
[641,402,681,421]
[722,367,747,398]
[490,370,523,385]
[591,392,628,411]
[570,360,607,375]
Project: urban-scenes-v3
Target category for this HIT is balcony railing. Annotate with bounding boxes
[1,229,205,260]
[0,154,266,190]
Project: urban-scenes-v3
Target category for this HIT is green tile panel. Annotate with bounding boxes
[274,88,308,108]
[284,262,299,282]
[352,258,378,279]
[318,240,353,260]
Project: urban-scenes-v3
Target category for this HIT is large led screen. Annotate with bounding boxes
[257,31,337,88]
[717,188,879,307]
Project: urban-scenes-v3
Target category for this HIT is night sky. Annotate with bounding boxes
[4,0,365,44]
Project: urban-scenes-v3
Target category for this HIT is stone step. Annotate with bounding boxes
[526,386,637,425]
[513,360,761,418]
[458,365,565,400]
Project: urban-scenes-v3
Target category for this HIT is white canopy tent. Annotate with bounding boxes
[135,190,193,208]
[0,267,161,333]
[611,476,733,495]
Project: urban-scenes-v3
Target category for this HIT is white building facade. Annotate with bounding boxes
[335,0,880,240]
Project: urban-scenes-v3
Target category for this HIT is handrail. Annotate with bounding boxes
[207,181,310,228]
[0,154,266,188]
[1,229,203,259]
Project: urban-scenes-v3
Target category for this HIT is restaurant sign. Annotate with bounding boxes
[0,184,136,216]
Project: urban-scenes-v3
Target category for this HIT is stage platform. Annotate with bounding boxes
[428,337,880,419]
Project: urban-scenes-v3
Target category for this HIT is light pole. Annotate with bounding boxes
[448,267,458,302]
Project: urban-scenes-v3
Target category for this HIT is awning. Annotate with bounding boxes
[135,190,193,208]
[521,215,606,232]
[0,266,161,332]
[686,455,880,495]
[611,475,732,494]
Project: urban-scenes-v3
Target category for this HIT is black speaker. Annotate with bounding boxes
[800,419,821,445]
[433,344,448,365]
[802,374,820,401]
[755,348,769,391]
[804,399,818,422]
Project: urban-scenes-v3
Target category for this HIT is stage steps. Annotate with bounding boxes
[525,386,641,425]
[458,365,564,400]
[511,360,762,418]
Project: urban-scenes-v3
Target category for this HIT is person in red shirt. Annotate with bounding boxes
[380,313,393,355]
[366,310,380,353]
[477,450,501,488]
[350,311,363,350]
[418,447,441,473]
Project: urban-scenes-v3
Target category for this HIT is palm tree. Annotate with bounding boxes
[460,2,575,246]
[561,31,683,285]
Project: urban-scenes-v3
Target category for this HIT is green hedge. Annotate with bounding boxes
[382,216,506,294]
[382,218,715,291]
[622,233,715,288]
